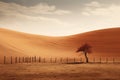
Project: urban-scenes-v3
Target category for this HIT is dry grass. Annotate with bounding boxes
[0,63,120,80]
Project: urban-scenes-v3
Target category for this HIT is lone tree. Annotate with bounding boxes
[76,43,92,63]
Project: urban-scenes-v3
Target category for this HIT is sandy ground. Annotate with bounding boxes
[0,63,120,80]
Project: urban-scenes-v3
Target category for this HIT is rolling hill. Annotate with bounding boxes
[0,28,120,62]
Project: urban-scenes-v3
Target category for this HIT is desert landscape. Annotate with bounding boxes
[1,0,120,80]
[0,28,120,80]
[0,28,120,60]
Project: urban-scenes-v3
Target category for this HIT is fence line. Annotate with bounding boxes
[2,56,120,64]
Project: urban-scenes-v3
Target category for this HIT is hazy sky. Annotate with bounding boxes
[0,0,120,36]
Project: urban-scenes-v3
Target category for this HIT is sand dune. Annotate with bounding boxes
[0,28,120,61]
[62,28,120,57]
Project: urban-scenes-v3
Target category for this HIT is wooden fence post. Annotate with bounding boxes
[11,56,12,64]
[39,57,41,63]
[74,58,75,63]
[100,57,101,63]
[93,58,95,63]
[80,58,82,62]
[25,57,27,63]
[27,57,29,63]
[113,58,115,64]
[60,58,62,63]
[55,58,57,63]
[43,58,45,63]
[50,58,52,63]
[19,57,20,63]
[4,56,6,64]
[34,56,36,62]
[22,57,24,63]
[24,57,25,63]
[29,57,31,63]
[30,57,31,63]
[24,57,26,63]
[66,57,68,63]
[27,57,28,63]
[32,57,33,62]
[106,58,108,63]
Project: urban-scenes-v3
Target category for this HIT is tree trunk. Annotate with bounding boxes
[84,52,89,63]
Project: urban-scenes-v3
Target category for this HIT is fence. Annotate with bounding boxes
[2,56,120,64]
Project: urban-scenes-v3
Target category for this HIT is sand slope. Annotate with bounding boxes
[0,28,120,60]
[62,28,120,57]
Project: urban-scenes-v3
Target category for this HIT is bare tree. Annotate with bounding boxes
[76,43,92,63]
